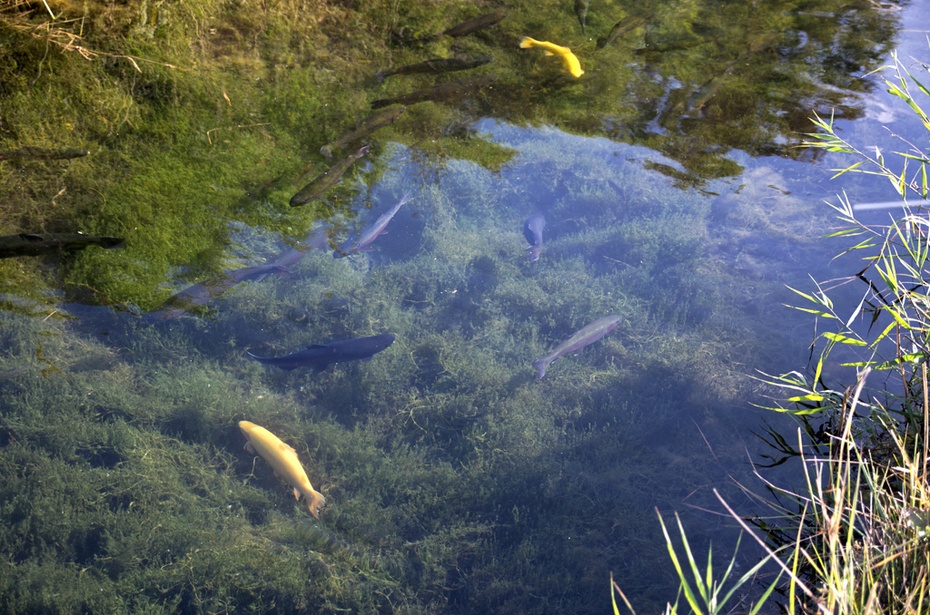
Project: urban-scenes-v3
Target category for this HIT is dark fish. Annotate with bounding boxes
[0,147,89,161]
[155,263,289,319]
[290,145,370,207]
[523,214,546,263]
[375,55,493,84]
[438,9,507,38]
[533,315,621,379]
[596,13,651,49]
[335,192,412,258]
[320,108,406,160]
[0,232,123,258]
[574,0,590,33]
[247,333,396,371]
[371,75,495,110]
[685,75,724,113]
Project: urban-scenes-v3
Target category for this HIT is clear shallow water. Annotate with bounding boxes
[1,0,928,612]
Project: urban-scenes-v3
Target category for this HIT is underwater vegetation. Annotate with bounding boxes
[0,133,822,613]
[0,0,906,612]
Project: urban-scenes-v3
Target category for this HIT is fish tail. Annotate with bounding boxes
[532,359,548,379]
[307,490,326,518]
[519,36,537,49]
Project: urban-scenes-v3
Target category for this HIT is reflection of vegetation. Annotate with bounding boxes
[0,0,901,307]
[705,51,930,614]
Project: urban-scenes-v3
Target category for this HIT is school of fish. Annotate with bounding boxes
[139,6,635,520]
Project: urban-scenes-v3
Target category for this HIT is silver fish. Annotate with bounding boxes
[523,214,546,263]
[290,145,370,207]
[533,315,621,379]
[334,192,413,257]
[154,263,289,319]
[320,107,406,160]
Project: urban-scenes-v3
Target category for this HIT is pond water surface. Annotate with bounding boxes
[1,0,928,612]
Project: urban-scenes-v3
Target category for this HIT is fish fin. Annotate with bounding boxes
[293,487,301,501]
[278,441,297,455]
[243,441,255,454]
[543,50,555,56]
[305,344,330,350]
[307,490,326,518]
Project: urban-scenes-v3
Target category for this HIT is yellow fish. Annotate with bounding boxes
[239,420,326,518]
[519,36,584,78]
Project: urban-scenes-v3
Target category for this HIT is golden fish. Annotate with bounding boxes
[519,37,584,78]
[239,420,326,518]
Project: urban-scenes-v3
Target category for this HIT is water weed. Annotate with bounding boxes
[0,1,913,613]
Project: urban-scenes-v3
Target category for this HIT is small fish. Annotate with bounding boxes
[320,107,406,160]
[371,75,495,110]
[0,147,89,161]
[154,263,290,319]
[436,9,507,39]
[375,55,493,84]
[523,214,546,263]
[334,192,412,258]
[290,145,370,207]
[533,315,621,379]
[519,37,584,78]
[239,421,326,518]
[247,333,396,371]
[685,75,724,113]
[0,232,123,258]
[597,13,651,49]
[574,0,590,33]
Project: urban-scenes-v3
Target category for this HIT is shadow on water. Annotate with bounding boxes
[0,0,919,612]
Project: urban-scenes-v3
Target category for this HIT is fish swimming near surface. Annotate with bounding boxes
[574,0,590,33]
[519,37,584,78]
[154,263,290,319]
[433,9,507,40]
[597,13,652,49]
[239,420,326,518]
[375,55,493,84]
[0,232,123,258]
[320,107,406,160]
[290,145,370,207]
[0,147,90,161]
[533,314,621,379]
[334,192,412,258]
[370,74,496,110]
[247,333,396,371]
[523,214,546,263]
